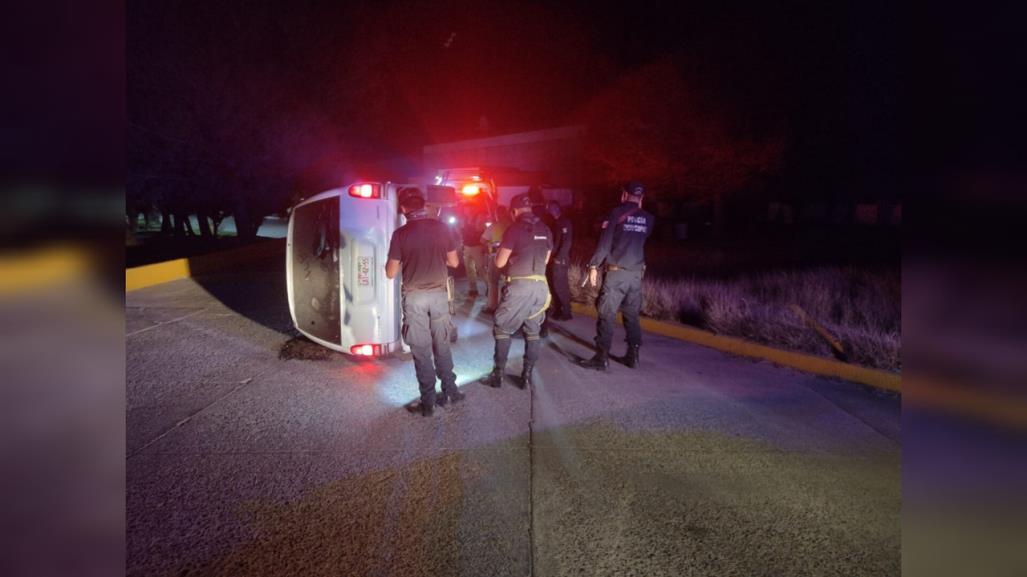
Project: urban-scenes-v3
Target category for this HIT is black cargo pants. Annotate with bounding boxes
[493,278,550,368]
[546,260,572,317]
[595,268,643,353]
[401,289,457,405]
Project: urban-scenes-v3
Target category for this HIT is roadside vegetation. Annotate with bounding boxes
[567,233,901,372]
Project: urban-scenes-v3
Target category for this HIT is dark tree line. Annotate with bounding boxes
[128,1,885,242]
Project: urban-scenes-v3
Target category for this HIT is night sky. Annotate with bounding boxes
[127,0,896,201]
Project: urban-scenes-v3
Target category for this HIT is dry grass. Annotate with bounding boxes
[569,265,901,372]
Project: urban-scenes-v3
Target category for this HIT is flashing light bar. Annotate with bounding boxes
[461,184,480,196]
[348,183,381,199]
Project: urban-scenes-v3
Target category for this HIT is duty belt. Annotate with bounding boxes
[504,274,547,283]
[503,274,551,319]
[605,264,645,272]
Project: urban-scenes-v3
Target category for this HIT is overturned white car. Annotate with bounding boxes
[286,181,467,357]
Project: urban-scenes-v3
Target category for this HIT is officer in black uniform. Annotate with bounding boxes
[480,193,553,389]
[546,200,574,321]
[386,187,465,416]
[528,187,557,336]
[580,181,655,371]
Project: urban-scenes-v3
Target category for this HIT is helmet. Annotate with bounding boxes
[622,180,645,197]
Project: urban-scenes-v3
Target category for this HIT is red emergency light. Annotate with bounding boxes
[350,343,382,356]
[461,184,480,196]
[348,183,381,199]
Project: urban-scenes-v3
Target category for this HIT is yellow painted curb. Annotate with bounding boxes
[571,302,901,392]
[907,377,1027,429]
[126,240,284,292]
[0,246,90,294]
[126,259,192,291]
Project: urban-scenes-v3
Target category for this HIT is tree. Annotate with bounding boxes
[574,58,785,235]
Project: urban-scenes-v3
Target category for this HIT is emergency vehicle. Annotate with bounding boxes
[286,181,458,357]
[432,168,501,231]
[435,166,573,212]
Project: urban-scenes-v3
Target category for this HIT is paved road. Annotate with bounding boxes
[127,248,900,577]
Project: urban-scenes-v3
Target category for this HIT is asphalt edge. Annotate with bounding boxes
[570,301,902,393]
[126,239,285,292]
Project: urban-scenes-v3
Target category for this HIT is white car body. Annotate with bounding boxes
[286,182,407,357]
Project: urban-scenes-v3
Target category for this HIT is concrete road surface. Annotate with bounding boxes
[127,247,900,577]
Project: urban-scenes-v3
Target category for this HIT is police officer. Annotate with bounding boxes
[480,193,553,389]
[546,200,574,321]
[480,205,512,313]
[460,202,489,297]
[386,187,465,416]
[528,185,550,224]
[580,181,655,371]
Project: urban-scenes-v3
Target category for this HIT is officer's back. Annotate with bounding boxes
[501,213,552,278]
[386,187,462,416]
[480,192,552,389]
[391,214,453,292]
[598,201,654,270]
[581,181,654,371]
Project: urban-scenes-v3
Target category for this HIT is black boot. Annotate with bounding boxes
[520,362,535,389]
[407,398,434,417]
[439,385,465,406]
[625,344,640,369]
[579,351,609,371]
[480,367,505,388]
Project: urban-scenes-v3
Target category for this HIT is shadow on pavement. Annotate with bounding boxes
[186,241,295,336]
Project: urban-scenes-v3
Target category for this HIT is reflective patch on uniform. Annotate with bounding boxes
[601,220,609,229]
[623,215,648,233]
[533,235,548,240]
[562,228,568,233]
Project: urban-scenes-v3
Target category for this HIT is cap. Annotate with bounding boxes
[398,186,424,203]
[511,193,533,209]
[622,180,645,197]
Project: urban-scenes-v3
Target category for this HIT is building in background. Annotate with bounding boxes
[422,125,586,209]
